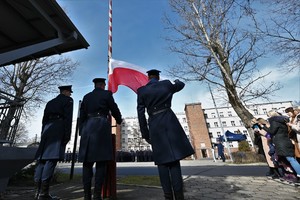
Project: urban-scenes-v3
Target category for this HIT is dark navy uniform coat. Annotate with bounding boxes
[137,79,195,165]
[35,94,73,160]
[78,88,122,162]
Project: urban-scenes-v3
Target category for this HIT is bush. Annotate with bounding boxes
[8,162,78,186]
[8,163,37,186]
[238,140,251,152]
[232,151,266,164]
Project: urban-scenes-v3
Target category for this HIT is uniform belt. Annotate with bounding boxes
[87,113,107,118]
[150,108,169,116]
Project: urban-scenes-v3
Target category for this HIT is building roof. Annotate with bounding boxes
[0,0,89,67]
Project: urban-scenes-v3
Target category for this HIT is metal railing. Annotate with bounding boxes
[0,90,25,146]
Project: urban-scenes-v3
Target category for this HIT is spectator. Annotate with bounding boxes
[252,118,281,178]
[285,107,300,161]
[259,110,300,183]
[217,141,226,162]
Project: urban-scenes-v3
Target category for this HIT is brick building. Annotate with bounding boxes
[185,101,293,160]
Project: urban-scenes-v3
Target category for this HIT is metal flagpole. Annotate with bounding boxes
[108,0,112,64]
[207,83,233,162]
[103,0,117,199]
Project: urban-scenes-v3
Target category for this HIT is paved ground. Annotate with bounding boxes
[1,160,300,200]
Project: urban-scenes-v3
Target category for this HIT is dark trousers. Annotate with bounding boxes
[83,161,107,190]
[220,153,226,162]
[34,160,58,183]
[157,160,183,194]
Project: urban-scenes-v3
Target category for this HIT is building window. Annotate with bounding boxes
[222,121,227,127]
[209,132,213,138]
[182,118,186,122]
[217,132,221,137]
[211,112,216,118]
[263,108,267,114]
[228,111,232,116]
[219,112,224,117]
[206,123,210,128]
[184,126,188,132]
[204,114,208,118]
[231,121,236,126]
[214,122,219,127]
[253,109,258,115]
[240,120,243,126]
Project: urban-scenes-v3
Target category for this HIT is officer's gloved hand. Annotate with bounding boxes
[145,138,151,144]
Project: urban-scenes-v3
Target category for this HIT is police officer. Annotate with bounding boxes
[34,85,74,200]
[137,70,195,200]
[78,78,122,200]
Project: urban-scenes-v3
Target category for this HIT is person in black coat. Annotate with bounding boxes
[78,78,122,200]
[260,110,300,183]
[217,141,226,162]
[34,85,74,200]
[137,69,195,200]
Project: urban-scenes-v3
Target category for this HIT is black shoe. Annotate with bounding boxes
[266,171,275,176]
[271,174,280,179]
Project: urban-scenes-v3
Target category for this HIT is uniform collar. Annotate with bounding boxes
[94,87,104,91]
[147,78,159,84]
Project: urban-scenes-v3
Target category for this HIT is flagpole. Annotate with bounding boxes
[108,0,112,65]
[103,0,117,199]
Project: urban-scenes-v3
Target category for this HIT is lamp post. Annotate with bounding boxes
[207,83,233,162]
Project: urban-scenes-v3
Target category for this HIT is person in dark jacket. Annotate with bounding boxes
[34,85,74,200]
[260,110,300,183]
[137,69,195,200]
[217,141,226,162]
[78,78,122,200]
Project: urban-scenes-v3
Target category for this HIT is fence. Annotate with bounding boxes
[0,90,25,146]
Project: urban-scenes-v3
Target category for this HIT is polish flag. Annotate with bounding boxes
[108,58,149,93]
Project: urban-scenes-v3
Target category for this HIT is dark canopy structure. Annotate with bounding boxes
[219,130,247,142]
[0,0,89,67]
[0,0,89,193]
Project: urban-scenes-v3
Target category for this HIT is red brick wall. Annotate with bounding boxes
[111,118,122,151]
[185,103,212,159]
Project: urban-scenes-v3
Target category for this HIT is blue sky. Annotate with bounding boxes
[27,0,299,138]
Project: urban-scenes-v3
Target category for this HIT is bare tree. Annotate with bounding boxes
[258,0,300,72]
[164,0,282,141]
[0,56,78,141]
[12,121,29,146]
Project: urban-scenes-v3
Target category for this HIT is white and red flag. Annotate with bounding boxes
[108,58,149,93]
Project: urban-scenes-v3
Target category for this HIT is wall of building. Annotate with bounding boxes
[185,103,213,159]
[185,101,293,159]
[65,101,293,161]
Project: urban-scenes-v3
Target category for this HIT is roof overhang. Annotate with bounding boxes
[0,0,89,67]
